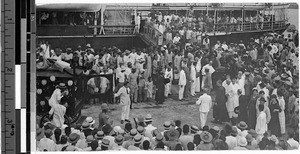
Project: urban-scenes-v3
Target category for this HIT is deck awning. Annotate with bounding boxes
[36,3,103,12]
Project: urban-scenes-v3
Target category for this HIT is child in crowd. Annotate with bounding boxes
[145,77,154,102]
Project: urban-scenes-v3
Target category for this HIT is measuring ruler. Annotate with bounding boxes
[1,0,16,153]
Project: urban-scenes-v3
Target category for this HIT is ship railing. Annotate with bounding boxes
[88,25,135,35]
[142,22,169,46]
[214,20,287,33]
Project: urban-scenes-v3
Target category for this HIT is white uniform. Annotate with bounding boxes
[201,64,215,89]
[222,81,234,118]
[114,86,131,121]
[196,93,212,129]
[178,70,186,100]
[278,96,286,134]
[164,69,173,97]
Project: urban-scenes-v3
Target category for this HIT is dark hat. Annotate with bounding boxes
[166,128,180,141]
[237,121,248,130]
[102,124,113,135]
[94,131,104,140]
[246,134,253,143]
[234,106,240,114]
[200,131,213,143]
[231,127,238,136]
[248,129,258,138]
[114,135,124,145]
[44,129,53,138]
[259,97,267,102]
[68,133,80,144]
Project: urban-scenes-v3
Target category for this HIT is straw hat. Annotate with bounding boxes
[163,121,171,131]
[86,135,94,143]
[237,121,248,130]
[85,117,95,126]
[166,128,180,141]
[68,133,80,144]
[101,103,108,110]
[200,131,213,143]
[81,122,90,130]
[144,114,153,122]
[133,134,143,144]
[114,135,124,145]
[137,126,145,135]
[94,131,104,140]
[101,138,110,148]
[238,137,247,147]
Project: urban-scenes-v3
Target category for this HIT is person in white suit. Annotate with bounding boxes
[196,89,212,129]
[114,81,131,124]
[190,61,197,96]
[178,67,186,101]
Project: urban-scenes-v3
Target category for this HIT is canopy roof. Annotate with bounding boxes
[36,3,103,12]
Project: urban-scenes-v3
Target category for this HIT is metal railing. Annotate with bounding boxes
[142,22,167,46]
[214,20,287,33]
[88,25,135,35]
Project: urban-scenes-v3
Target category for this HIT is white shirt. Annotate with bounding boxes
[201,64,215,75]
[145,124,157,139]
[179,70,186,86]
[49,103,66,128]
[173,36,180,44]
[255,111,267,135]
[226,136,238,150]
[287,138,299,149]
[38,138,56,151]
[196,93,212,112]
[116,71,126,83]
[190,65,196,81]
[114,86,131,106]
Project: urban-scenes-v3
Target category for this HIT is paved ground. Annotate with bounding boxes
[82,85,223,132]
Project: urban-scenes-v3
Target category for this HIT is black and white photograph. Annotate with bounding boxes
[34,0,299,151]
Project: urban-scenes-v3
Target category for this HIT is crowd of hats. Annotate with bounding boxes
[36,111,299,151]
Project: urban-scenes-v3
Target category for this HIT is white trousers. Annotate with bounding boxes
[164,83,171,97]
[200,112,208,129]
[179,85,185,100]
[121,105,130,120]
[191,81,196,95]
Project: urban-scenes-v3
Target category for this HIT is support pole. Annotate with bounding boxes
[94,12,97,35]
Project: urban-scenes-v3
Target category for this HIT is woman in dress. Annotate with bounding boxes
[247,89,259,129]
[155,69,165,105]
[214,80,229,123]
[268,94,281,137]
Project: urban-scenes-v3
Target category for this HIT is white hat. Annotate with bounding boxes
[113,126,122,133]
[238,137,247,147]
[85,117,95,125]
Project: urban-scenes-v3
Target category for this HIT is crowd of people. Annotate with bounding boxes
[146,10,276,44]
[36,9,299,150]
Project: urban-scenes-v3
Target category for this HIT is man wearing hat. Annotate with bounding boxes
[122,129,138,149]
[112,135,126,150]
[64,133,82,151]
[94,131,104,143]
[164,128,181,150]
[114,81,131,124]
[100,138,110,150]
[128,134,143,150]
[98,103,110,130]
[85,117,95,130]
[233,137,248,150]
[196,88,212,129]
[196,131,214,150]
[201,60,215,92]
[37,129,56,151]
[144,114,157,139]
[161,121,171,136]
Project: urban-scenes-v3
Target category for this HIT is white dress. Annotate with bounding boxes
[255,111,267,135]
